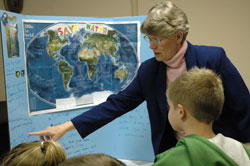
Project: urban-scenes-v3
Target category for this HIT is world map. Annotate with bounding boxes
[24,22,139,114]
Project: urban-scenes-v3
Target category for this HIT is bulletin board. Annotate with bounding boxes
[0,10,155,161]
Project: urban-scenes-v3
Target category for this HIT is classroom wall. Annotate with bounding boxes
[0,0,250,101]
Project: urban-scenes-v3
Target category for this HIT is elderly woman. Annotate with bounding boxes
[30,1,250,156]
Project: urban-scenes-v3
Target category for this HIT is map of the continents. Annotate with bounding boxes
[23,21,140,115]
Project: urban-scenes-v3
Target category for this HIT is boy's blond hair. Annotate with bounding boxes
[168,67,224,124]
[1,140,66,166]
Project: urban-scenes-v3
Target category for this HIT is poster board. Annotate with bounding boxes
[0,10,155,161]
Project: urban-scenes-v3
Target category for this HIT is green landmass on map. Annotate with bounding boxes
[83,31,118,57]
[115,68,127,81]
[78,47,99,79]
[58,60,73,90]
[78,31,118,79]
[45,30,68,59]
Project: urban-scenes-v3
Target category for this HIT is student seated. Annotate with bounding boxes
[1,140,66,166]
[154,67,250,166]
[57,153,125,166]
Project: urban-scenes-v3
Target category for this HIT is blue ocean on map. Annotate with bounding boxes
[24,22,139,113]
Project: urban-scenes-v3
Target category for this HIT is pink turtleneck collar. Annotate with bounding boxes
[164,41,188,88]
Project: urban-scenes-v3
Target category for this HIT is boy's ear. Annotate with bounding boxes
[177,104,186,120]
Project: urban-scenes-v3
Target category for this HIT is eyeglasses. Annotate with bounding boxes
[144,35,167,45]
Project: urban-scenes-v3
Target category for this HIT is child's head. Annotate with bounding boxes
[167,67,224,126]
[57,153,125,166]
[1,140,66,166]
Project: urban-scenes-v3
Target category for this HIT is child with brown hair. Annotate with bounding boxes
[154,67,250,166]
[1,140,66,166]
[57,153,125,166]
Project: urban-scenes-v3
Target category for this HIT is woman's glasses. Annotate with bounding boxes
[144,35,168,45]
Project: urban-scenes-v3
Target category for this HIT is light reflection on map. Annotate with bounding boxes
[24,21,139,115]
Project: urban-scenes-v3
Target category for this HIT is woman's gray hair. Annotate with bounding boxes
[141,1,190,42]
